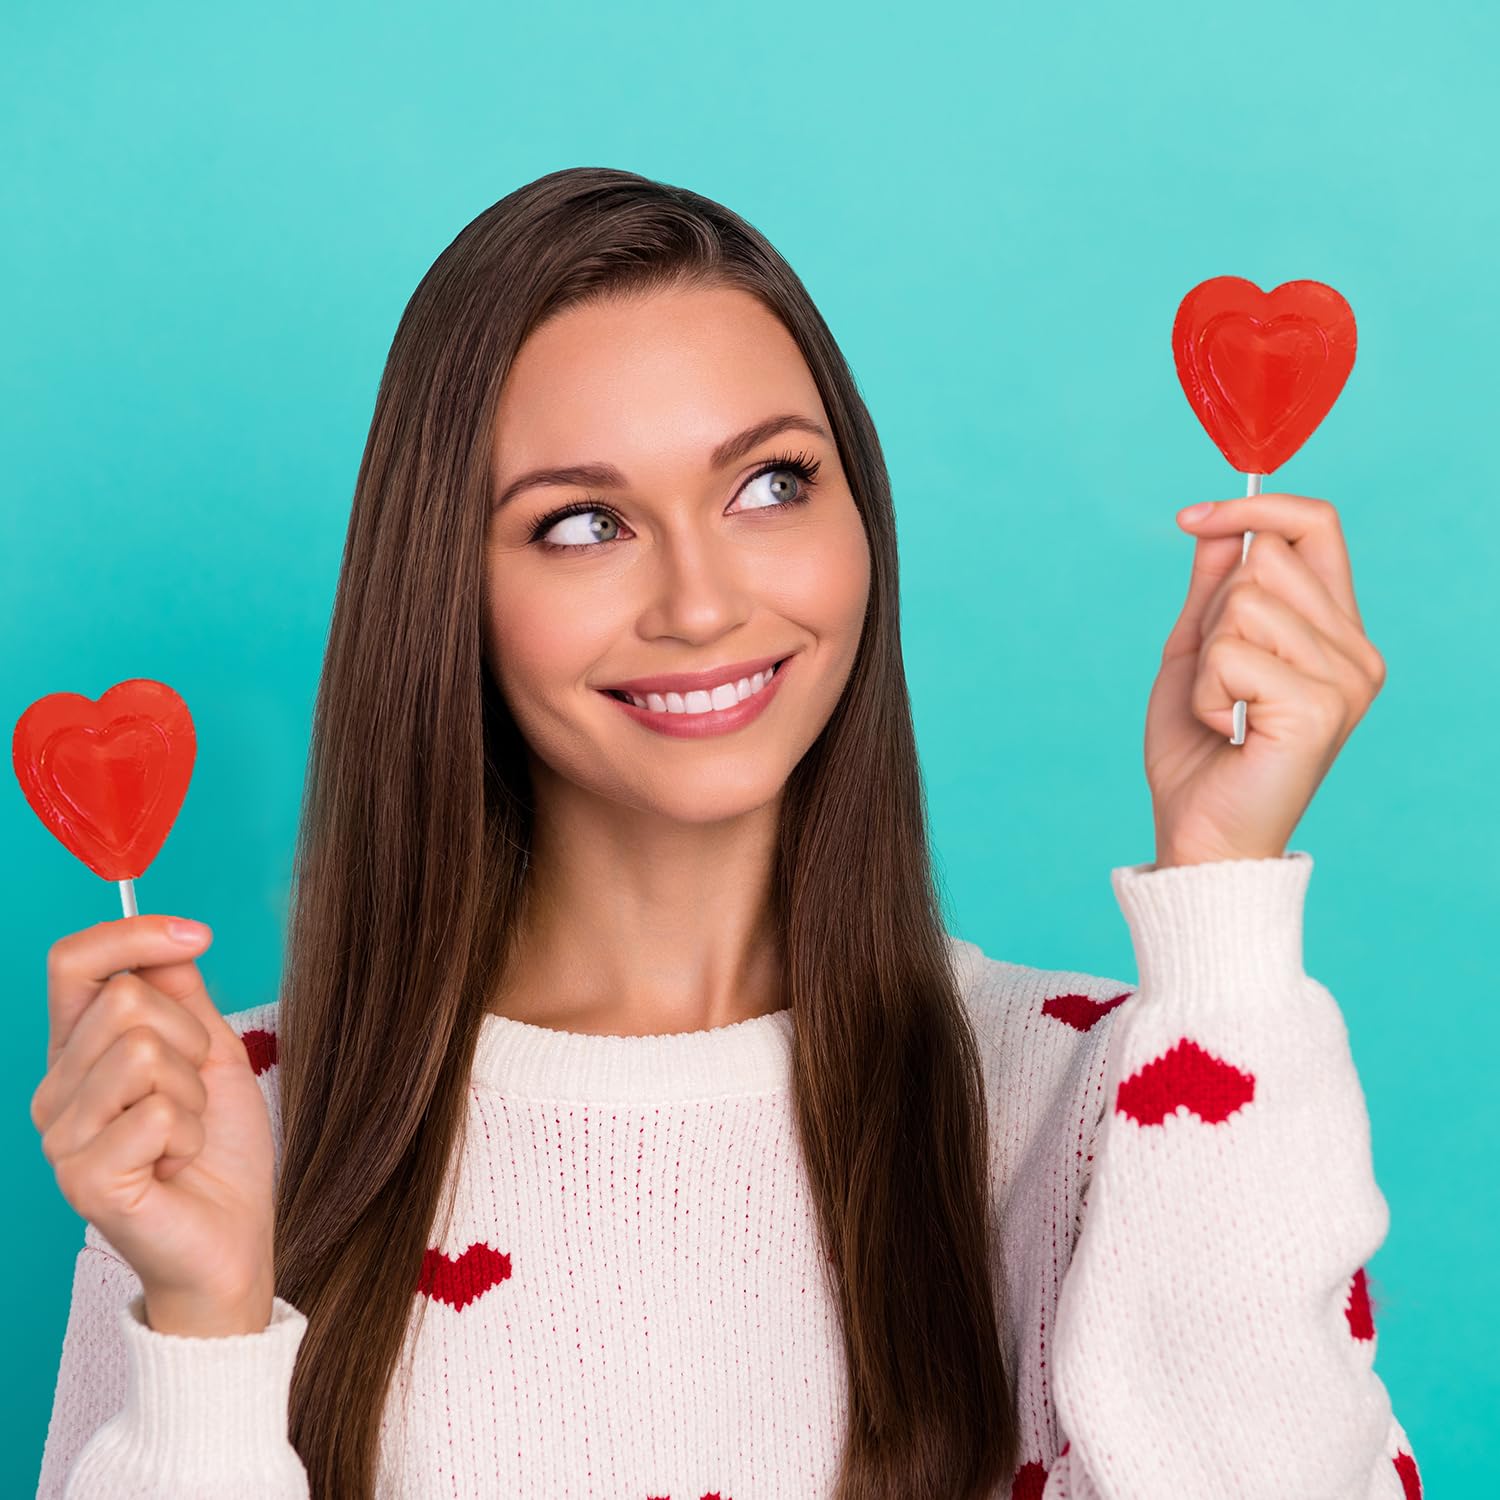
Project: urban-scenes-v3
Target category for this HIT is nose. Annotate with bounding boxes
[634,522,758,643]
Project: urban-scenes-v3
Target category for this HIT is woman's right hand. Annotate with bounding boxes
[31,915,278,1336]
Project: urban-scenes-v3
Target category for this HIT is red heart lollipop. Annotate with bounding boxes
[12,679,196,881]
[1172,276,1357,473]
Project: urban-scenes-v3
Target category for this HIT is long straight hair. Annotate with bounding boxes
[273,166,1019,1498]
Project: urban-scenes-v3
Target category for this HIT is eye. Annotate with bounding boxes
[527,450,822,553]
[736,453,821,512]
[532,506,624,551]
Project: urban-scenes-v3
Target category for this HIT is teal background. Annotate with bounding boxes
[4,0,1494,1490]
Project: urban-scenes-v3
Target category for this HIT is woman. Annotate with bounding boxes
[33,167,1419,1499]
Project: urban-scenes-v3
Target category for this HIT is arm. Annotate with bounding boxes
[37,1224,311,1500]
[1041,852,1423,1499]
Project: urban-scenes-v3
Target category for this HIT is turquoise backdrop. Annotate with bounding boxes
[4,0,1494,1491]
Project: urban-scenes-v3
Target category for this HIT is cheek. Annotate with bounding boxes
[482,564,622,710]
[767,503,871,643]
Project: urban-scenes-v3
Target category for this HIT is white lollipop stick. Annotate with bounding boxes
[108,881,140,978]
[1230,471,1261,745]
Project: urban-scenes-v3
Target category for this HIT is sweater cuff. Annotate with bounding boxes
[1109,849,1313,995]
[115,1290,307,1456]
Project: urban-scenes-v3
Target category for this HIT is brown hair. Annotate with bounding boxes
[273,166,1019,1498]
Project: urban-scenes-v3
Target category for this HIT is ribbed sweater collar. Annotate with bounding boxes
[470,1004,797,1103]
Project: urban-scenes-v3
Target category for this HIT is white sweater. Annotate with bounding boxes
[36,852,1425,1499]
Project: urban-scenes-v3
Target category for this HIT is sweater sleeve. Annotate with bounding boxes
[1039,851,1424,1500]
[36,1224,311,1499]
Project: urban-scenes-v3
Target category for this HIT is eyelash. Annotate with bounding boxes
[526,450,823,553]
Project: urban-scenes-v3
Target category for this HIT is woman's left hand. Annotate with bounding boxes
[1144,492,1386,870]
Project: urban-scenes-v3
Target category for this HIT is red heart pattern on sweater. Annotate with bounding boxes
[236,1014,1419,1500]
[1041,991,1133,1032]
[1115,1037,1255,1125]
[1393,1450,1422,1497]
[1010,1460,1048,1499]
[417,1242,512,1311]
[242,1028,278,1076]
[1345,1265,1375,1341]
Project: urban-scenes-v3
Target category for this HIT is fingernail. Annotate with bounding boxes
[1178,503,1213,525]
[167,918,211,945]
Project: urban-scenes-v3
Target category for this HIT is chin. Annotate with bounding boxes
[606,765,790,825]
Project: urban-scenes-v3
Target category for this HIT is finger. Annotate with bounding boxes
[1177,491,1364,631]
[39,1024,208,1168]
[1200,579,1369,725]
[45,915,213,1065]
[32,970,211,1135]
[53,1092,206,1226]
[1163,528,1254,663]
[1193,632,1352,745]
[1197,531,1386,688]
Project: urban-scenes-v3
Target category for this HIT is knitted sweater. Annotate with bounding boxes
[36,852,1424,1499]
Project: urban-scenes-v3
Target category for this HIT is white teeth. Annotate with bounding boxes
[621,661,780,714]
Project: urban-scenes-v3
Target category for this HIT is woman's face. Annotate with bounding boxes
[483,282,871,826]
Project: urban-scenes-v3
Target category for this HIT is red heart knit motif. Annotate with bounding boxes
[1009,1460,1048,1499]
[1393,1450,1422,1497]
[1115,1038,1255,1125]
[1345,1265,1375,1341]
[1042,991,1133,1033]
[242,1029,278,1077]
[416,1242,512,1310]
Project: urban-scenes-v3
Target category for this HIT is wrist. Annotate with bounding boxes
[144,1274,275,1338]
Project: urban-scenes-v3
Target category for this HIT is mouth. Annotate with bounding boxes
[597,653,796,739]
[601,656,791,715]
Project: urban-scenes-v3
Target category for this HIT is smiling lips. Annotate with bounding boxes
[599,655,792,738]
[600,651,786,698]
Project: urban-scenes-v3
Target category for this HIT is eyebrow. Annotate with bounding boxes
[491,413,832,513]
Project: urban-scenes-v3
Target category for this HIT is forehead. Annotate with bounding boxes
[491,284,825,474]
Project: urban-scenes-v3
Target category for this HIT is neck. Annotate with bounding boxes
[492,780,785,1037]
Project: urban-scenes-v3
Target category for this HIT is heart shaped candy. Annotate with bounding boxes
[1172,276,1357,473]
[11,679,196,881]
